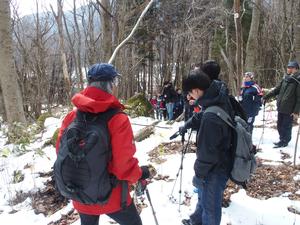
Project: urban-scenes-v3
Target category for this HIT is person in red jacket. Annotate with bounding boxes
[56,63,150,225]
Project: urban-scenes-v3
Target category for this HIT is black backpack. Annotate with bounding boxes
[54,108,122,205]
[229,95,248,121]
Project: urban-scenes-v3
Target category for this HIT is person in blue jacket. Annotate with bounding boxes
[239,72,263,133]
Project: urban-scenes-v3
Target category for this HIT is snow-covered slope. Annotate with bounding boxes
[0,103,299,225]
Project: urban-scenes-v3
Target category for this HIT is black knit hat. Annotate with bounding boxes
[182,69,211,93]
[200,60,220,80]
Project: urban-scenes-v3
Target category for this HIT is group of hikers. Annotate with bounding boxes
[54,60,300,225]
[149,82,184,121]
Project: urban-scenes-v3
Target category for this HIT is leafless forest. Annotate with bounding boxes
[0,0,299,124]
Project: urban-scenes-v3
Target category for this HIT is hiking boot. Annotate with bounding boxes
[273,141,281,145]
[273,142,288,148]
[182,219,193,225]
[182,219,202,225]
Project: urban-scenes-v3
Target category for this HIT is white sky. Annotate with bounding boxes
[11,0,86,17]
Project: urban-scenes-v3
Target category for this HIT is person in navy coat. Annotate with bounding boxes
[239,72,263,133]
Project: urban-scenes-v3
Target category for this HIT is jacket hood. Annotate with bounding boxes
[197,80,230,109]
[71,86,124,113]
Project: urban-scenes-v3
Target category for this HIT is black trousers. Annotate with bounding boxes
[277,112,293,144]
[79,202,142,225]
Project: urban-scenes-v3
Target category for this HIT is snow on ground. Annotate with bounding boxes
[0,102,300,225]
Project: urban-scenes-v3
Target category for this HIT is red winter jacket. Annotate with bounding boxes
[56,86,142,215]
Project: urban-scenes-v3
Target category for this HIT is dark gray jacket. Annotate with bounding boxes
[264,72,300,114]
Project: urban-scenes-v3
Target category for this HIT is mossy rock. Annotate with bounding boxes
[44,128,59,147]
[37,113,52,128]
[125,93,153,117]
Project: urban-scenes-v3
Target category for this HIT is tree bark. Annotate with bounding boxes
[245,0,261,72]
[295,1,300,60]
[234,0,243,90]
[99,0,113,62]
[51,0,71,98]
[0,0,26,124]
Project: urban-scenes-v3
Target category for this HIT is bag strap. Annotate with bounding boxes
[290,76,300,85]
[204,106,235,129]
[76,108,122,123]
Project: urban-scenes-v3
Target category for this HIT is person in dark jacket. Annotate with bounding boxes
[181,70,233,225]
[239,72,263,133]
[263,61,300,148]
[56,63,152,225]
[174,89,184,119]
[162,81,177,120]
[180,60,246,135]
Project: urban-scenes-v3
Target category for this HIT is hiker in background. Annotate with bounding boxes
[174,88,184,120]
[162,81,177,120]
[55,63,152,225]
[239,72,263,134]
[150,95,159,120]
[181,70,234,225]
[263,61,300,148]
[158,94,167,120]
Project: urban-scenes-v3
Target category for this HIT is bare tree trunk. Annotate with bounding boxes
[0,0,26,124]
[245,0,261,72]
[51,0,71,98]
[295,1,300,60]
[73,0,84,90]
[234,0,243,93]
[99,0,112,61]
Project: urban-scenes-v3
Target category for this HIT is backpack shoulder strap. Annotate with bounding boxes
[290,75,300,85]
[97,108,123,122]
[76,108,123,123]
[205,106,235,129]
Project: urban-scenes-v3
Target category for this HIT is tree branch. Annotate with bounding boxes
[108,0,155,64]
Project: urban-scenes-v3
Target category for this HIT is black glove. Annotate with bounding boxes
[140,166,150,180]
[179,125,187,135]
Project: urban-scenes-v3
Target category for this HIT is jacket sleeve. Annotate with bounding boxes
[264,80,282,100]
[185,111,203,130]
[108,113,142,184]
[194,114,227,178]
[293,82,300,113]
[55,110,76,153]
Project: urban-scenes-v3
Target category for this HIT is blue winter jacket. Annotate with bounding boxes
[240,81,262,118]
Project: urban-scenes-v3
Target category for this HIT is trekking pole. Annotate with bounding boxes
[293,118,300,167]
[257,102,266,150]
[169,129,192,212]
[145,188,160,225]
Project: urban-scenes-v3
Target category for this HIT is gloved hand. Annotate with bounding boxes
[140,164,157,180]
[140,166,150,179]
[179,125,188,135]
